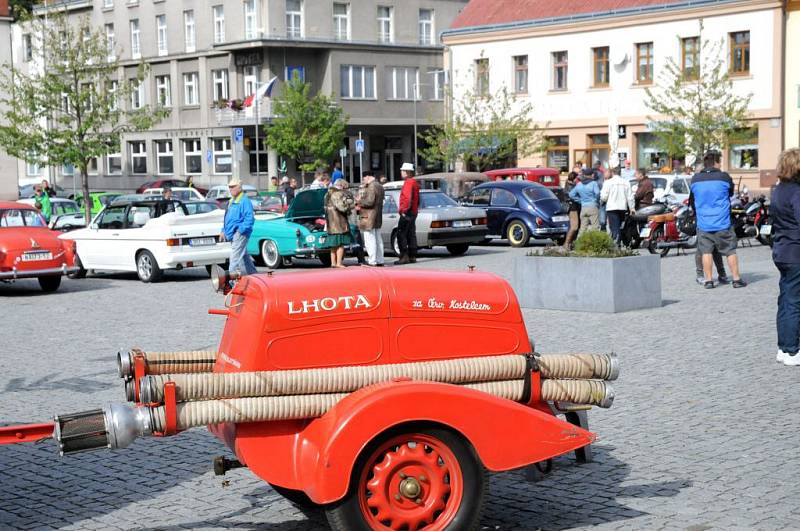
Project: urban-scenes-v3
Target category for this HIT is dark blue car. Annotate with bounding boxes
[463,181,569,247]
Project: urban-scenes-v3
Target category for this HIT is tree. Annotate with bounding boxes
[644,21,754,165]
[266,75,347,174]
[419,85,549,172]
[9,0,38,20]
[0,12,168,223]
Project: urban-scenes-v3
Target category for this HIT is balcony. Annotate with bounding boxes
[213,99,272,126]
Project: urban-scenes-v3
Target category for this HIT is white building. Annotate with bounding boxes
[442,0,783,192]
[0,0,18,200]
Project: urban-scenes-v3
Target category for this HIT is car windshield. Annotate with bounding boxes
[185,202,218,215]
[648,178,667,190]
[53,201,80,215]
[99,194,121,206]
[672,179,690,194]
[419,192,458,209]
[0,208,44,227]
[522,186,558,203]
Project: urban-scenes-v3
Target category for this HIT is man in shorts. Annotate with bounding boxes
[689,151,746,289]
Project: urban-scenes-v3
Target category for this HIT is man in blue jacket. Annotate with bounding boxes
[222,177,257,275]
[689,151,746,289]
[569,168,601,234]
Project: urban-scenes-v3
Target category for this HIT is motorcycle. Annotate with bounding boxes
[640,196,697,257]
[620,202,670,249]
[746,195,772,247]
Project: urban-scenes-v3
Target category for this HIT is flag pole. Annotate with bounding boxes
[254,84,260,192]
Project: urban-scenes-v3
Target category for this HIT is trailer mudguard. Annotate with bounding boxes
[285,380,594,504]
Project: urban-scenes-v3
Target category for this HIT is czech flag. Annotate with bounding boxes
[243,76,278,108]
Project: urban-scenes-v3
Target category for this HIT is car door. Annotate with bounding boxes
[464,188,494,234]
[77,204,127,268]
[382,193,400,248]
[489,188,518,234]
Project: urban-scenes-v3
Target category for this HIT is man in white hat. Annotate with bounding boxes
[221,177,257,275]
[395,162,419,265]
[279,175,294,206]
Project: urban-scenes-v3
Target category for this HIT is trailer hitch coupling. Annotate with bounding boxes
[54,403,153,455]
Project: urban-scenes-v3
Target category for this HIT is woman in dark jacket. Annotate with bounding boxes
[772,148,800,366]
[324,179,354,268]
[563,171,581,249]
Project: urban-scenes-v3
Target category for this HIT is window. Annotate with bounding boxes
[636,42,653,84]
[156,15,168,56]
[419,8,433,45]
[513,55,528,94]
[468,188,490,206]
[286,0,303,38]
[377,6,393,43]
[213,5,225,44]
[474,58,489,96]
[286,66,305,82]
[333,3,349,40]
[184,10,196,53]
[23,34,32,62]
[183,72,198,105]
[130,20,140,59]
[103,0,113,7]
[130,79,143,109]
[212,69,229,101]
[340,65,376,99]
[592,46,609,87]
[635,132,669,171]
[386,67,418,100]
[730,31,750,76]
[108,80,119,111]
[428,68,445,100]
[546,136,569,173]
[107,146,122,175]
[129,141,147,174]
[26,160,40,176]
[730,129,759,169]
[244,0,258,40]
[88,157,98,175]
[249,137,267,174]
[588,134,609,168]
[155,140,174,175]
[183,139,202,174]
[156,75,171,106]
[491,189,517,207]
[243,66,259,97]
[105,24,115,60]
[212,138,232,174]
[682,37,699,80]
[97,205,127,229]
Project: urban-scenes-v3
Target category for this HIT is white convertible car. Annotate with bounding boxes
[59,198,230,282]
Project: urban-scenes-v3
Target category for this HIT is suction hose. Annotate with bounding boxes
[118,349,217,379]
[535,353,619,381]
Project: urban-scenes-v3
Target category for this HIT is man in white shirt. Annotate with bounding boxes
[600,169,635,244]
[620,158,636,180]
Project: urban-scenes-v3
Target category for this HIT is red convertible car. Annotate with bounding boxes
[0,202,78,292]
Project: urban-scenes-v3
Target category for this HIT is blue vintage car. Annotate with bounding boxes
[463,181,569,247]
[246,187,361,268]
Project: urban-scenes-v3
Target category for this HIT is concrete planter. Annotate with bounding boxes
[512,254,661,313]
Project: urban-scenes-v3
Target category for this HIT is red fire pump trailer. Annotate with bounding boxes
[1,267,618,530]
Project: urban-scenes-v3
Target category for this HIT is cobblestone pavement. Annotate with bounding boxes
[1,241,797,530]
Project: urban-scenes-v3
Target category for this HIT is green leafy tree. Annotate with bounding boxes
[644,21,754,164]
[9,0,38,20]
[266,76,348,174]
[420,85,549,172]
[0,12,169,223]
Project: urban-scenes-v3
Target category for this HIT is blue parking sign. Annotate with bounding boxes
[206,149,212,163]
[233,127,244,143]
[355,139,365,153]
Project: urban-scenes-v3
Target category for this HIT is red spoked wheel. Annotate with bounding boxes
[326,428,486,531]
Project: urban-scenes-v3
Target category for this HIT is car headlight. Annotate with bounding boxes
[305,235,315,243]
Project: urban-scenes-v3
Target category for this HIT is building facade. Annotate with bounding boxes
[12,0,467,192]
[0,0,18,200]
[786,0,800,149]
[443,0,783,192]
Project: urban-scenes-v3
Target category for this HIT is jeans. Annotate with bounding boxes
[578,206,599,235]
[695,247,727,278]
[229,232,257,275]
[599,205,607,231]
[362,228,384,265]
[397,213,417,256]
[776,262,800,355]
[606,210,625,243]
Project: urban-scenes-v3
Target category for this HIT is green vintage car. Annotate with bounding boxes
[247,187,361,268]
[71,192,122,216]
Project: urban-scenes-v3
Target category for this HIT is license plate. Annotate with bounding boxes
[552,215,569,222]
[189,237,216,247]
[22,251,52,261]
[452,220,472,228]
[640,227,651,238]
[760,225,771,236]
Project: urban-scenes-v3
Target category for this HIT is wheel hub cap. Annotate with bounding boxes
[399,477,421,499]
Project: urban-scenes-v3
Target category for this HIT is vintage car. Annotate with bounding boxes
[136,178,208,196]
[18,197,87,231]
[414,172,489,201]
[463,181,569,246]
[143,187,206,202]
[247,187,360,269]
[382,185,489,256]
[485,167,561,188]
[18,183,66,198]
[70,191,122,217]
[0,201,78,291]
[60,198,229,282]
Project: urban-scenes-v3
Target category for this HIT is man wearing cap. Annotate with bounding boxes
[221,177,257,275]
[395,162,419,265]
[279,176,295,206]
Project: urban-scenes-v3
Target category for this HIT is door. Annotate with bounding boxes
[382,194,400,249]
[78,204,127,268]
[465,188,495,234]
[489,188,518,236]
[385,151,403,181]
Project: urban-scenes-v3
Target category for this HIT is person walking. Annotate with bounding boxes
[770,148,800,365]
[33,185,51,224]
[689,151,746,289]
[594,162,607,231]
[331,161,344,185]
[620,159,636,180]
[279,176,295,207]
[222,177,257,275]
[600,169,634,244]
[324,179,355,268]
[358,172,385,266]
[395,162,420,265]
[569,169,601,235]
[633,169,654,209]
[562,171,581,249]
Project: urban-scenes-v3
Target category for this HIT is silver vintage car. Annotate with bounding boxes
[381,185,488,256]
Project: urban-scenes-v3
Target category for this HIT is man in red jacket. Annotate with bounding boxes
[395,162,420,265]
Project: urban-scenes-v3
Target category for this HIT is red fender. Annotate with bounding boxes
[280,380,595,504]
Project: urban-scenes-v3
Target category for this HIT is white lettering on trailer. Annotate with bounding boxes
[288,295,372,315]
[220,352,241,368]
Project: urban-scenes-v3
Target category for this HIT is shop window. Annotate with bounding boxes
[588,134,609,168]
[546,136,569,173]
[635,132,670,171]
[729,131,758,170]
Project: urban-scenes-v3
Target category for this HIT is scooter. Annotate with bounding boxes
[641,196,697,257]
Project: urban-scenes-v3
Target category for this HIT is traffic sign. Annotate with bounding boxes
[233,127,244,143]
[355,138,365,153]
[206,149,212,163]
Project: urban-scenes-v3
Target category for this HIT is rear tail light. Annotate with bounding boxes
[166,238,180,247]
[430,220,451,228]
[474,217,487,225]
[535,217,544,227]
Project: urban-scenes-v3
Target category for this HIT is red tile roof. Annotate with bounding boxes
[0,0,9,18]
[450,0,702,30]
